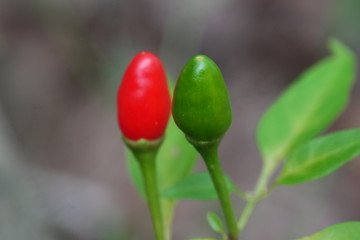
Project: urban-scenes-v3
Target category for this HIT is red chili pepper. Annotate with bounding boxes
[117,51,171,141]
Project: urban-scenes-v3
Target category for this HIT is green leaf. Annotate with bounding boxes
[296,222,360,240]
[277,128,360,185]
[257,39,356,166]
[206,212,225,234]
[156,118,198,191]
[161,172,236,200]
[126,149,145,198]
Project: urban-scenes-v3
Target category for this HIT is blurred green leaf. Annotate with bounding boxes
[161,172,236,200]
[257,39,356,167]
[126,150,145,198]
[206,212,225,234]
[157,117,198,191]
[296,222,360,240]
[277,128,360,185]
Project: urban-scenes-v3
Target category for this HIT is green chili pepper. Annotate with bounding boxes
[172,55,238,240]
[172,55,232,145]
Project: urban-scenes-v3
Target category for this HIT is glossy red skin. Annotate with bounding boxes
[117,52,171,141]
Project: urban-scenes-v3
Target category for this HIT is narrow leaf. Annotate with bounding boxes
[296,222,360,240]
[206,212,225,234]
[277,128,360,185]
[257,39,356,166]
[161,172,236,200]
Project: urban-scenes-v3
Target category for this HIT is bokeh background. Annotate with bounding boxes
[0,0,360,239]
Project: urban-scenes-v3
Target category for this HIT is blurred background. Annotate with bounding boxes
[0,0,360,239]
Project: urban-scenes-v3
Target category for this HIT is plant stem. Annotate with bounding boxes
[162,199,175,240]
[234,187,251,201]
[198,143,239,240]
[137,151,165,240]
[237,164,273,234]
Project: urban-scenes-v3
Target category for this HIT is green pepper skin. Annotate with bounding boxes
[172,55,232,143]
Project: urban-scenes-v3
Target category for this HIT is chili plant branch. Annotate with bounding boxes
[237,163,278,235]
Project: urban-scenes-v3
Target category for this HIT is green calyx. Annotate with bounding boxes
[172,55,232,144]
[122,136,164,154]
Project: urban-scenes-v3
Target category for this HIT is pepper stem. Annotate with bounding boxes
[137,151,165,240]
[194,140,239,240]
[124,138,165,240]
